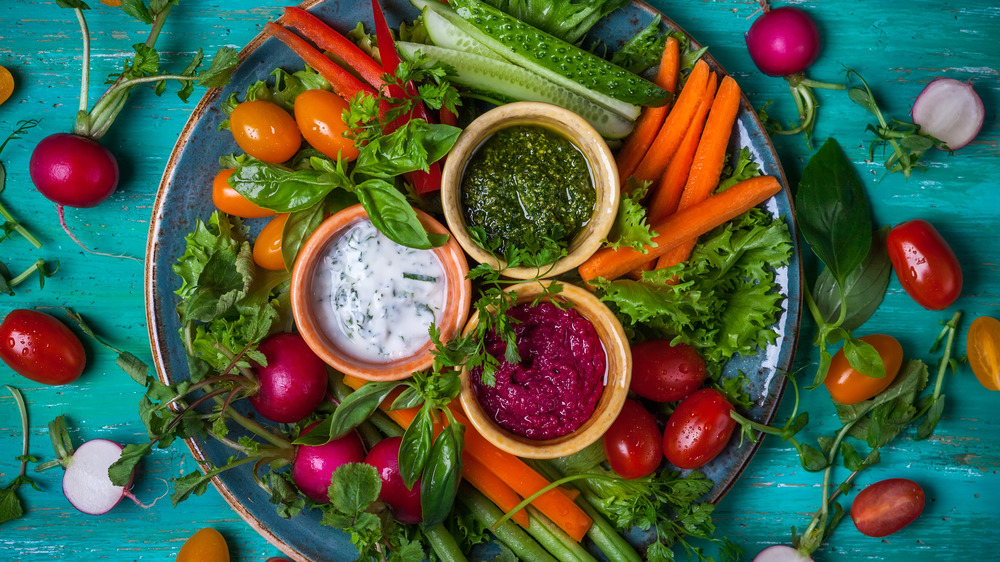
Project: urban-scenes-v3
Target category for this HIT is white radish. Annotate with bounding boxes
[753,545,816,562]
[911,78,985,150]
[61,439,132,515]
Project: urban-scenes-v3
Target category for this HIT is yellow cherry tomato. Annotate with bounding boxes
[177,527,229,562]
[825,334,904,405]
[0,65,14,106]
[229,100,301,163]
[253,213,289,271]
[967,316,1000,391]
[211,168,277,219]
[293,88,360,162]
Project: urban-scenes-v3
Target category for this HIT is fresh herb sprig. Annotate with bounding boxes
[845,68,948,178]
[0,120,42,248]
[60,0,238,141]
[731,312,961,556]
[0,386,38,526]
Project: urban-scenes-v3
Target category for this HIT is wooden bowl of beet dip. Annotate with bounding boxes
[459,281,631,459]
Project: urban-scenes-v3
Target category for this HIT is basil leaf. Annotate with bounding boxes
[814,227,891,331]
[295,381,401,445]
[356,179,447,249]
[280,190,356,268]
[353,120,461,178]
[230,160,341,212]
[843,336,886,379]
[420,421,464,528]
[391,386,425,411]
[399,404,434,490]
[795,138,872,288]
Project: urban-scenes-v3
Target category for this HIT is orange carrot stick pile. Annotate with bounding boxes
[578,175,782,284]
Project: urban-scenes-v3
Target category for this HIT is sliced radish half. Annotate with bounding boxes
[753,545,816,562]
[911,78,985,150]
[62,439,129,515]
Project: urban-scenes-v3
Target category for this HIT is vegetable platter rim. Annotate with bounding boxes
[142,0,804,560]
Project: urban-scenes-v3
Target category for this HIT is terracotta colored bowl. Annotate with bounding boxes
[441,102,620,280]
[459,281,631,459]
[291,204,471,381]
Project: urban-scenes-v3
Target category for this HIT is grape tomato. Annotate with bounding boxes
[253,213,289,271]
[966,316,1000,391]
[603,399,662,479]
[886,219,962,310]
[293,89,359,162]
[630,340,707,402]
[824,334,903,405]
[229,100,301,164]
[0,309,86,386]
[211,168,277,219]
[662,388,736,469]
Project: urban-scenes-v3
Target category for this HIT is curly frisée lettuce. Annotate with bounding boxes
[594,208,792,370]
[172,212,287,380]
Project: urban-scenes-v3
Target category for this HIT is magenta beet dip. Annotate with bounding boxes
[471,301,606,440]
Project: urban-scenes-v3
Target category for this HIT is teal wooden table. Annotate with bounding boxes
[1,1,997,560]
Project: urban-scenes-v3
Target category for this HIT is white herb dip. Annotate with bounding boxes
[312,218,447,362]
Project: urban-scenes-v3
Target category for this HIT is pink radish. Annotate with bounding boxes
[911,78,985,150]
[745,3,843,137]
[37,416,146,515]
[365,437,422,524]
[61,439,132,515]
[29,133,119,208]
[753,545,815,562]
[249,332,328,424]
[291,424,366,503]
[745,6,820,77]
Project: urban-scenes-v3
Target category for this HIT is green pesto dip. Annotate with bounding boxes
[461,125,595,254]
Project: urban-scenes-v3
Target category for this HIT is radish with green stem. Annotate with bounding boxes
[27,1,237,258]
[291,423,366,503]
[248,332,328,424]
[35,416,150,515]
[745,2,844,140]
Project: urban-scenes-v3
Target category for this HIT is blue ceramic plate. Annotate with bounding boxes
[145,1,802,560]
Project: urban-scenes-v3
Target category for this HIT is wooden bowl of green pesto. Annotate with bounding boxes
[441,101,620,279]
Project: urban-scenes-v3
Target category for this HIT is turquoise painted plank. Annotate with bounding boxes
[1,1,998,561]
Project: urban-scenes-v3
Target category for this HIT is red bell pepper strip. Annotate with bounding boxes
[263,22,376,102]
[278,7,385,89]
[371,0,443,194]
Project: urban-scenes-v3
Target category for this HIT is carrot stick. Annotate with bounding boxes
[647,72,719,224]
[630,59,711,183]
[278,7,385,88]
[615,37,680,183]
[653,75,742,270]
[462,455,531,528]
[578,175,783,284]
[263,22,376,101]
[340,376,593,541]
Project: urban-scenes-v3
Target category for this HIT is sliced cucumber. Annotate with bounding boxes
[397,42,635,139]
[423,8,504,61]
[410,0,647,121]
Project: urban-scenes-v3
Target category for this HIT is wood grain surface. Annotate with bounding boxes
[1,1,997,560]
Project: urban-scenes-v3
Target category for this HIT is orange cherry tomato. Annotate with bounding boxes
[211,169,277,219]
[177,527,229,562]
[825,334,904,405]
[253,213,289,271]
[0,65,14,106]
[229,100,301,163]
[966,316,1000,391]
[293,89,359,162]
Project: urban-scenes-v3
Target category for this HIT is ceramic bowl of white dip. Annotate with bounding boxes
[291,204,471,381]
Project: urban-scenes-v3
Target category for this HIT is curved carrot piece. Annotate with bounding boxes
[615,37,680,183]
[263,22,376,101]
[630,59,711,183]
[462,455,531,528]
[647,72,719,224]
[278,7,385,88]
[578,175,782,284]
[654,75,742,270]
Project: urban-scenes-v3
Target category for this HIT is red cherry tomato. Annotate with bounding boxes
[229,100,301,163]
[662,388,735,469]
[966,316,1000,391]
[211,169,277,219]
[630,340,707,402]
[851,478,924,537]
[602,399,662,479]
[253,213,289,271]
[293,89,359,162]
[824,334,903,405]
[0,309,86,385]
[886,219,962,310]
